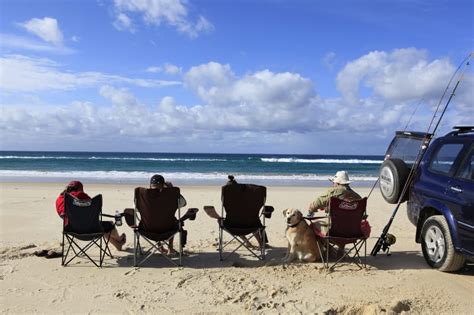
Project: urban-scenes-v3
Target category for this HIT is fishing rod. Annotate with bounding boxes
[371,51,473,257]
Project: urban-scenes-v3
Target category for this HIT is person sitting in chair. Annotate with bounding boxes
[307,171,369,256]
[307,170,361,216]
[55,181,126,251]
[150,174,185,255]
[226,175,268,249]
[123,174,187,256]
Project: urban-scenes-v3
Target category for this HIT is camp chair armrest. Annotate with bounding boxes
[179,208,199,222]
[262,205,274,218]
[203,205,222,219]
[101,213,115,218]
[362,214,369,220]
[304,215,328,221]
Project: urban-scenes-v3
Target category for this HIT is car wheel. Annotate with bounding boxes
[379,158,409,204]
[421,215,466,272]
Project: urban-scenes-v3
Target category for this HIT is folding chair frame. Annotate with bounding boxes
[218,217,266,261]
[61,194,114,268]
[311,197,368,271]
[62,231,113,267]
[218,203,270,261]
[133,207,184,267]
[323,235,367,270]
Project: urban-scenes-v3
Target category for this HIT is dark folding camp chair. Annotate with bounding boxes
[62,194,113,267]
[205,180,274,261]
[131,187,197,267]
[311,197,369,270]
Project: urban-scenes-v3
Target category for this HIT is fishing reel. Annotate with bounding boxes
[381,233,396,256]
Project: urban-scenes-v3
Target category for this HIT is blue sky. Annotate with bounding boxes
[0,0,472,155]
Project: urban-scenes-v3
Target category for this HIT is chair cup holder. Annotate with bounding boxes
[263,206,274,218]
[183,208,199,221]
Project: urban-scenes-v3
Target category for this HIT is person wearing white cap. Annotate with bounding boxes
[307,170,361,216]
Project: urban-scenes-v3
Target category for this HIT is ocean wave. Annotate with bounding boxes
[88,157,227,162]
[0,170,377,182]
[0,155,74,160]
[261,158,382,164]
[0,155,226,162]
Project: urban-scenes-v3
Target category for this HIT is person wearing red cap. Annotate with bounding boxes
[55,181,126,251]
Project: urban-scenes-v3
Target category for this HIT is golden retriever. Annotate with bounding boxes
[283,208,323,263]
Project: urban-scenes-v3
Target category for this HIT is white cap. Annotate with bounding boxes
[329,171,352,184]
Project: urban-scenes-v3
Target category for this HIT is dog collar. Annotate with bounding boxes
[287,221,302,228]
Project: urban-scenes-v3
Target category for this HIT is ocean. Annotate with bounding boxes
[0,151,382,187]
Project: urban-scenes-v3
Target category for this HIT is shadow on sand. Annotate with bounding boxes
[114,245,289,269]
[111,246,474,276]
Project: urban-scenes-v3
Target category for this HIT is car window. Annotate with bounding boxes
[386,136,425,165]
[429,143,464,175]
[457,148,473,181]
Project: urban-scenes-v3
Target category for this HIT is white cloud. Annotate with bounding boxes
[0,55,181,92]
[1,49,471,153]
[322,51,337,71]
[71,35,80,42]
[336,48,454,105]
[195,15,214,33]
[146,66,162,73]
[113,13,135,33]
[112,0,214,38]
[146,63,181,75]
[20,17,64,46]
[164,63,182,75]
[0,33,75,54]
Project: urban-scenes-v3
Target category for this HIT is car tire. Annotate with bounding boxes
[420,215,466,272]
[379,158,409,204]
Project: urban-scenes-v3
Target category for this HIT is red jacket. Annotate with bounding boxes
[56,191,91,225]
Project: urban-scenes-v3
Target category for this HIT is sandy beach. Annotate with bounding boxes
[0,182,472,314]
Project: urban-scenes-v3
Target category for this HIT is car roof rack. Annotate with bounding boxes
[446,126,474,136]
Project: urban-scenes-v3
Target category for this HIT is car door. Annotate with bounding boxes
[446,144,474,255]
[426,141,466,245]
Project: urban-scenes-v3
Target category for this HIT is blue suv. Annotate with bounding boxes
[379,126,473,272]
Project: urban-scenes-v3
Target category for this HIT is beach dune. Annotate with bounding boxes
[0,183,472,314]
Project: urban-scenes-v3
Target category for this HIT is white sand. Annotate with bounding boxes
[0,182,472,314]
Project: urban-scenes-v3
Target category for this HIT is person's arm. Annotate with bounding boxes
[55,194,65,218]
[308,188,333,213]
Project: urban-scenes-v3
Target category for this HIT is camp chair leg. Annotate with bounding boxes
[315,240,325,267]
[219,229,265,261]
[218,226,224,261]
[97,237,104,267]
[61,232,66,266]
[325,238,330,270]
[134,231,139,267]
[62,234,76,267]
[259,228,266,260]
[178,230,183,267]
[102,235,113,259]
[327,239,366,270]
[62,234,103,267]
[132,231,181,267]
[98,234,113,267]
[364,240,367,268]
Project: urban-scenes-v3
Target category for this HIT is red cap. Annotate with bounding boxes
[67,181,83,191]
